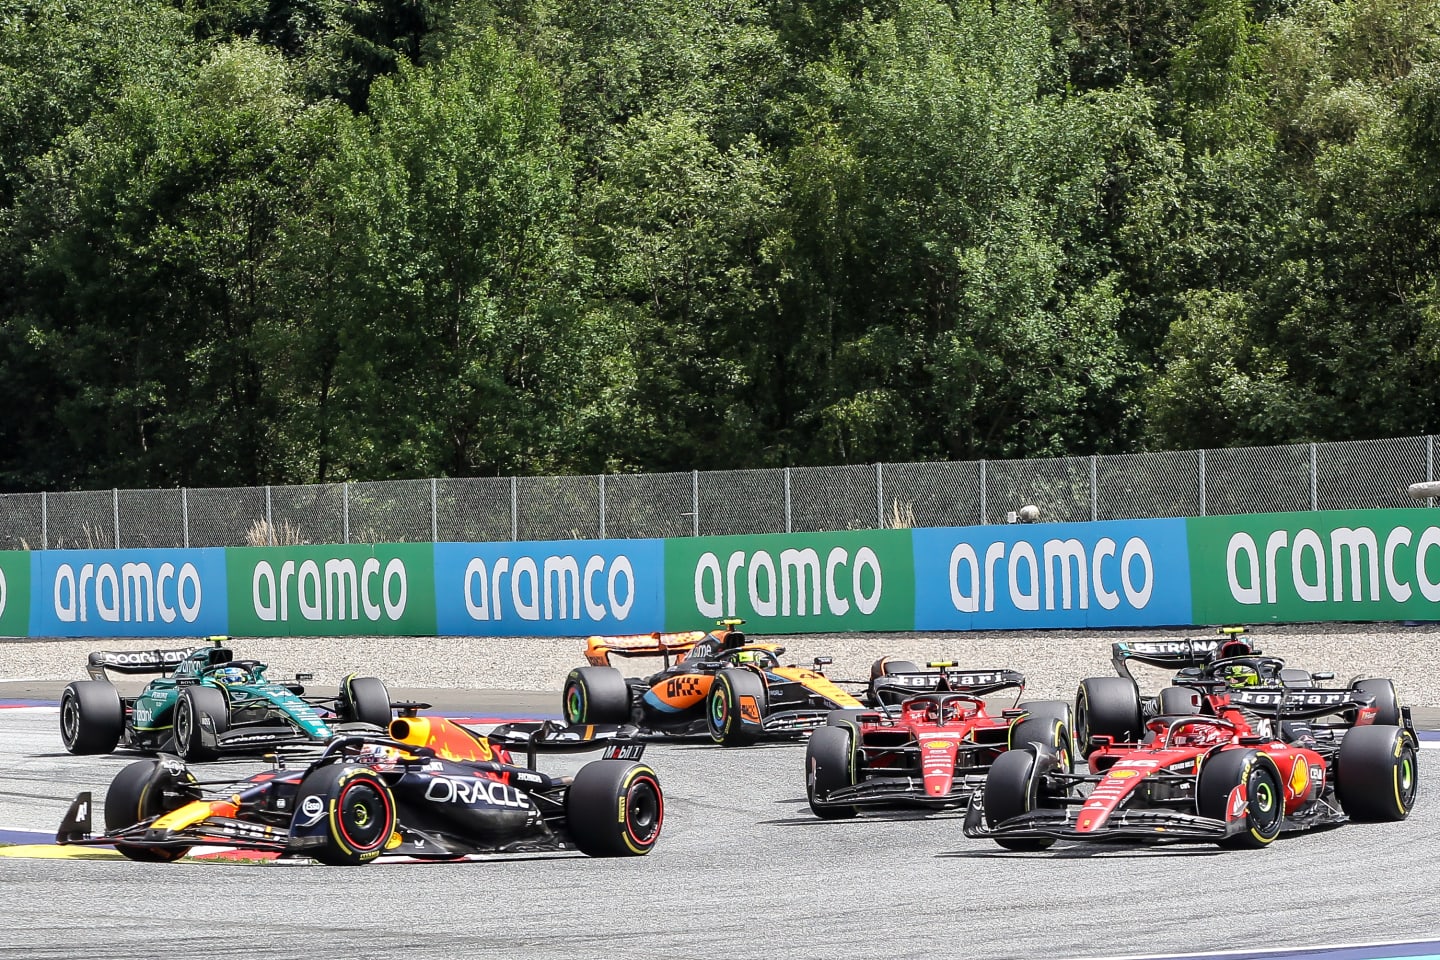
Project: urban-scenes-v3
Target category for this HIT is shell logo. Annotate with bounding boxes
[1108,769,1139,779]
[1289,757,1310,797]
[924,740,951,749]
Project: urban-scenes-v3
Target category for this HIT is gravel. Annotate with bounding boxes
[3,621,1439,704]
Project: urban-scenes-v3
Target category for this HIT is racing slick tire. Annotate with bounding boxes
[105,758,199,862]
[806,725,859,820]
[868,658,922,706]
[293,764,398,866]
[1336,724,1418,822]
[869,657,921,678]
[563,666,631,725]
[1197,749,1284,849]
[173,686,229,763]
[59,680,124,755]
[1351,678,1402,727]
[1075,677,1142,757]
[338,675,392,727]
[1017,700,1074,746]
[1155,686,1204,717]
[982,748,1063,851]
[565,760,664,856]
[707,668,767,746]
[1008,715,1072,772]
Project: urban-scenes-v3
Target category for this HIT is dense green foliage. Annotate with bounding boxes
[2,0,1438,490]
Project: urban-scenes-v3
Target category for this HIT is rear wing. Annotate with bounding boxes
[872,666,1026,703]
[85,648,194,681]
[1222,685,1376,722]
[583,631,706,667]
[1111,638,1224,681]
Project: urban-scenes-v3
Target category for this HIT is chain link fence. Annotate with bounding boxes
[4,436,1436,550]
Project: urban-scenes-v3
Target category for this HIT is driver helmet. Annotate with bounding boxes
[732,649,760,664]
[1220,663,1260,688]
[211,665,248,685]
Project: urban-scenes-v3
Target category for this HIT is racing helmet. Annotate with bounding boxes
[211,665,248,685]
[732,649,760,664]
[1219,663,1260,688]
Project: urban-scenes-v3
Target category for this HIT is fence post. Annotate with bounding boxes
[1431,436,1436,508]
[430,478,438,542]
[1199,450,1207,517]
[343,483,351,544]
[1090,455,1098,522]
[784,467,792,533]
[599,474,607,540]
[265,485,274,545]
[182,488,190,548]
[876,463,885,529]
[1310,443,1318,511]
[692,470,700,537]
[510,477,518,541]
[41,491,47,549]
[112,488,120,548]
[979,460,987,525]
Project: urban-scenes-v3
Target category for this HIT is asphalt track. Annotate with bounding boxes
[1,690,1438,960]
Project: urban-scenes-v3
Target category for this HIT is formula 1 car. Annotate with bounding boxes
[55,711,663,864]
[59,637,393,761]
[965,680,1418,850]
[562,620,867,745]
[805,664,1073,818]
[1074,626,1405,754]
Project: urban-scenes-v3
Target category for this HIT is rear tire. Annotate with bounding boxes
[59,681,124,755]
[1337,724,1417,822]
[982,749,1057,851]
[563,667,631,724]
[565,760,664,856]
[707,669,767,746]
[1352,678,1402,727]
[293,765,397,865]
[1197,749,1283,849]
[339,676,392,727]
[806,726,859,820]
[173,687,228,762]
[105,758,198,862]
[1156,686,1203,717]
[1075,677,1141,756]
[1009,716,1072,773]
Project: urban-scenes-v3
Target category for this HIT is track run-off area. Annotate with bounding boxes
[0,689,1437,960]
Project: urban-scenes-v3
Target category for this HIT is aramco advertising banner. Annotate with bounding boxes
[1187,509,1440,623]
[661,530,915,633]
[225,544,436,637]
[29,548,228,637]
[433,539,664,636]
[913,519,1194,630]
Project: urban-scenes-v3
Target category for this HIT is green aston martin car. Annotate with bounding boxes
[59,637,393,761]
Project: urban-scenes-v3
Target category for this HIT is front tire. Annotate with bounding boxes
[173,687,229,762]
[339,676,392,727]
[1337,724,1417,822]
[806,726,859,820]
[565,760,664,856]
[105,758,198,862]
[1352,678,1402,727]
[707,669,767,746]
[293,765,397,866]
[1197,749,1283,849]
[563,667,631,724]
[982,748,1058,851]
[59,681,124,755]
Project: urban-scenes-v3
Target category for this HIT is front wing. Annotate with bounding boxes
[961,792,1244,844]
[812,775,982,809]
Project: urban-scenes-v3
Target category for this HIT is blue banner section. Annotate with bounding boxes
[29,549,229,637]
[433,540,665,636]
[912,519,1193,630]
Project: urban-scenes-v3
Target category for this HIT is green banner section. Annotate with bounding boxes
[663,530,915,633]
[226,544,437,637]
[1188,510,1440,623]
[0,552,30,636]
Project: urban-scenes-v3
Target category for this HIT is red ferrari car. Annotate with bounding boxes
[804,664,1072,818]
[964,683,1417,850]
